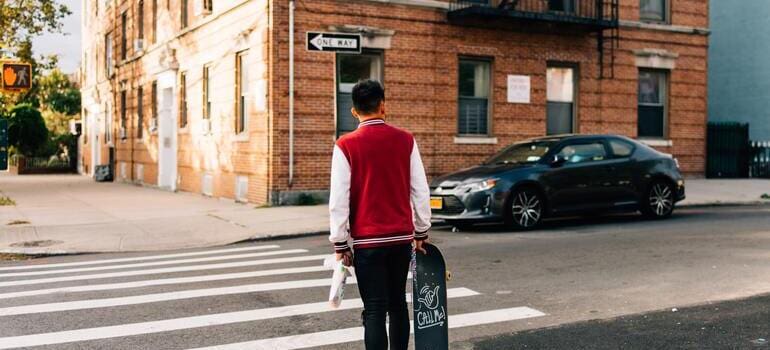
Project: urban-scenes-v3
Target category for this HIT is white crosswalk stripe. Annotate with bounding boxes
[0,254,329,288]
[188,307,547,350]
[0,249,307,277]
[0,288,479,349]
[0,244,546,349]
[0,245,281,272]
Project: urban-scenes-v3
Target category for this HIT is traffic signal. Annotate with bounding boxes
[1,62,32,91]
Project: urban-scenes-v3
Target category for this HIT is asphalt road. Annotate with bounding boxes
[0,205,768,349]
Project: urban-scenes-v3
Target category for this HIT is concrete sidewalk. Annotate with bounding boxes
[0,174,328,254]
[0,174,768,255]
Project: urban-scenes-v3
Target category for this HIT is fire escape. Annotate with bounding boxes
[448,0,620,79]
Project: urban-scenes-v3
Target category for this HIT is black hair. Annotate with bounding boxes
[351,79,385,115]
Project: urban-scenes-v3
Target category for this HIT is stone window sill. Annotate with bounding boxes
[639,139,673,147]
[454,136,498,145]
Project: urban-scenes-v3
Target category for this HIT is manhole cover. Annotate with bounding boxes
[10,240,63,248]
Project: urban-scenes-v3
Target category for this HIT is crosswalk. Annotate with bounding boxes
[0,244,545,349]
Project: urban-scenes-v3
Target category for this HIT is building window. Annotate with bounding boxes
[638,69,668,139]
[151,0,158,44]
[181,0,189,29]
[546,65,576,135]
[204,0,213,12]
[151,81,158,130]
[235,51,249,134]
[105,32,113,77]
[458,58,491,136]
[105,102,113,144]
[121,12,128,60]
[548,0,575,12]
[137,86,144,139]
[335,51,383,136]
[138,1,144,40]
[120,88,127,139]
[203,65,212,119]
[640,0,668,23]
[179,72,188,127]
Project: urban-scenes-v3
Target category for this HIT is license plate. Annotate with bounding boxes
[430,197,443,209]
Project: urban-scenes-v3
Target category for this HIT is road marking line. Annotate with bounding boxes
[0,288,479,349]
[0,245,282,272]
[0,273,412,315]
[0,254,329,288]
[189,307,547,350]
[0,277,353,316]
[0,266,329,300]
[0,249,307,278]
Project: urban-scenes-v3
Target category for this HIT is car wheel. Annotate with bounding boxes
[642,180,675,219]
[505,187,544,230]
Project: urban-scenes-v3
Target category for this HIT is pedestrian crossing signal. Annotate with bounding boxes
[1,62,32,92]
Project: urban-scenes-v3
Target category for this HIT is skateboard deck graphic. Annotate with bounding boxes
[412,243,449,350]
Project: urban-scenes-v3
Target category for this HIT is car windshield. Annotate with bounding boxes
[485,141,557,165]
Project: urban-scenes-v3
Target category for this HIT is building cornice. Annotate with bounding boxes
[619,20,710,36]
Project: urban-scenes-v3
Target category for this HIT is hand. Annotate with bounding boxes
[335,250,353,267]
[414,239,428,255]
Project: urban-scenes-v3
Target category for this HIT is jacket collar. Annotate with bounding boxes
[357,118,386,128]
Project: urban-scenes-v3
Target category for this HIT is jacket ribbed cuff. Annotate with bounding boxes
[414,230,429,241]
[333,241,351,253]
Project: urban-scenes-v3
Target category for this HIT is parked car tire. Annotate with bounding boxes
[504,187,544,230]
[641,180,675,219]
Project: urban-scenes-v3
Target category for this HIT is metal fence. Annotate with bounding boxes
[750,140,770,178]
[449,0,618,23]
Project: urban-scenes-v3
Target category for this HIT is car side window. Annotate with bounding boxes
[609,139,634,158]
[557,142,607,164]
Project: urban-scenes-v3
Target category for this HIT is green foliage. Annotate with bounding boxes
[38,69,80,116]
[0,0,71,51]
[5,104,49,156]
[0,196,15,206]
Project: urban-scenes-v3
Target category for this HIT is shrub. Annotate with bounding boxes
[5,104,49,156]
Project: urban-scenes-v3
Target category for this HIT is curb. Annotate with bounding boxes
[679,201,770,208]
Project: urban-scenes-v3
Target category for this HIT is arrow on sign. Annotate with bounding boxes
[306,32,361,54]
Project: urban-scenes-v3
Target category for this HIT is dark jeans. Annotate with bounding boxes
[354,243,412,350]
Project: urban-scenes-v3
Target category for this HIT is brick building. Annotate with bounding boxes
[79,0,709,205]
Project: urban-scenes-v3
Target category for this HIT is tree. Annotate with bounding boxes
[4,104,49,156]
[38,68,80,116]
[0,0,71,52]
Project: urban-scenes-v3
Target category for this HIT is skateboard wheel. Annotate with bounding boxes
[445,271,452,281]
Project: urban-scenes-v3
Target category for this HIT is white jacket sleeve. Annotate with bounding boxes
[410,139,432,239]
[328,145,351,252]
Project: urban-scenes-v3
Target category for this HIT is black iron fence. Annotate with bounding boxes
[8,155,76,175]
[707,122,770,179]
[449,0,619,24]
[750,140,770,178]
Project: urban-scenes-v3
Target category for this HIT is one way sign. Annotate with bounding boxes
[306,32,361,54]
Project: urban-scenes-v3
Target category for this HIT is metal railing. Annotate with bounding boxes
[750,140,770,178]
[449,0,619,25]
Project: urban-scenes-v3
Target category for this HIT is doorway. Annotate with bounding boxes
[157,87,177,190]
[336,51,383,137]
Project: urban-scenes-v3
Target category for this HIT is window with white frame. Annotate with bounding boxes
[638,69,668,139]
[640,0,668,23]
[458,58,491,136]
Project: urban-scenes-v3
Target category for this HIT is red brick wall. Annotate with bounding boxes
[268,0,708,197]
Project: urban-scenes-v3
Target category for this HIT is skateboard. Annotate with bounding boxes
[412,243,450,350]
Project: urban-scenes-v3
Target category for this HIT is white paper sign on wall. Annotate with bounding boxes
[507,75,531,104]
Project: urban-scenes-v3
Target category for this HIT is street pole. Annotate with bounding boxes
[288,0,295,187]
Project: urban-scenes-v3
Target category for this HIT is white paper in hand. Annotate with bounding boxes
[324,256,354,308]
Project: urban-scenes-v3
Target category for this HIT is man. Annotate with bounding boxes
[329,79,432,350]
